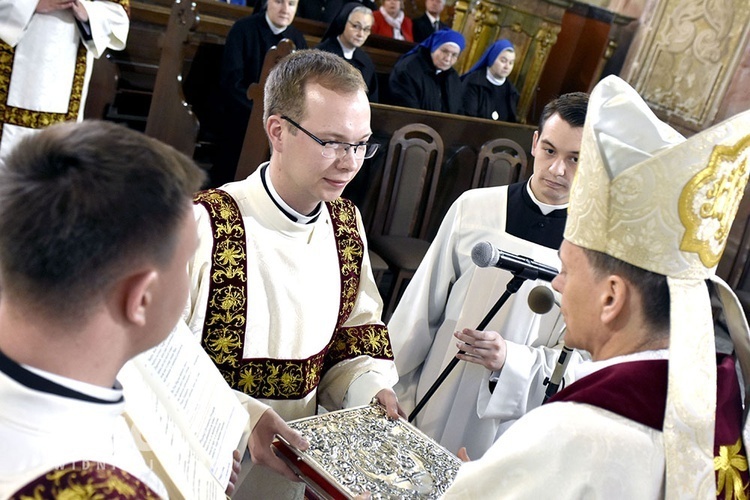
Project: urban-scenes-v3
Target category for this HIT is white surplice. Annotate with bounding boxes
[0,354,167,498]
[390,185,586,458]
[0,0,129,159]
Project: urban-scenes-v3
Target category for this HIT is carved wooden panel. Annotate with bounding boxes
[451,0,569,123]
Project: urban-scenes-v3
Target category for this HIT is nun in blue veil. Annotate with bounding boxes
[461,39,519,122]
[387,29,465,114]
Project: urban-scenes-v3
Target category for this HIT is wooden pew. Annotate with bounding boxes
[359,105,537,238]
[90,0,536,243]
[144,0,200,156]
[92,0,412,155]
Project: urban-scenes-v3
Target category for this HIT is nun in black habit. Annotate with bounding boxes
[315,3,379,102]
[213,0,308,187]
[387,29,465,114]
[461,39,520,122]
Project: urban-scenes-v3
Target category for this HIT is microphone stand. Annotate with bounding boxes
[408,274,527,422]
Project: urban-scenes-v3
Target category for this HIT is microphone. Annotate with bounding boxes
[526,286,572,402]
[527,286,557,314]
[544,336,573,403]
[472,241,559,282]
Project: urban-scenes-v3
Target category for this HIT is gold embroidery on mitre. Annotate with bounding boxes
[679,135,750,268]
[714,437,749,500]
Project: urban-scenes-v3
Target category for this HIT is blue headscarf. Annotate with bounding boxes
[403,29,465,59]
[464,39,514,76]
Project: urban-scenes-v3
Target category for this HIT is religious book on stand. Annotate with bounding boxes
[273,403,462,499]
[118,322,249,499]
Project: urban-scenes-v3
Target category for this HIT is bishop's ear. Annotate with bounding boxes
[600,274,629,326]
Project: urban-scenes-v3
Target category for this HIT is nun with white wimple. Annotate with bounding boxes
[388,29,465,114]
[461,39,519,122]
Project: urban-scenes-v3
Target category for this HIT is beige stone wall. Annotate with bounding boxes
[620,0,750,133]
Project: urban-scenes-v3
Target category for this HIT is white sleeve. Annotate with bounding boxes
[477,339,588,421]
[318,207,399,410]
[387,198,465,413]
[78,0,129,57]
[0,0,36,46]
[183,203,214,340]
[443,403,664,499]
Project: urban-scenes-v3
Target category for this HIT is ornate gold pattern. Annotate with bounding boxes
[10,462,161,499]
[715,438,749,500]
[194,189,247,389]
[0,41,12,143]
[0,42,87,143]
[451,0,565,123]
[0,0,130,141]
[679,135,750,268]
[195,192,392,399]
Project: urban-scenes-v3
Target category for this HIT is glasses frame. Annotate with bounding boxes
[346,21,372,33]
[281,116,378,160]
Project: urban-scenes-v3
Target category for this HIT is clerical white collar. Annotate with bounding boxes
[526,176,568,215]
[573,349,669,382]
[265,14,286,35]
[23,363,124,402]
[262,165,321,223]
[336,36,356,59]
[485,68,506,86]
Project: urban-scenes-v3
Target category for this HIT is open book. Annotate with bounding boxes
[118,321,249,499]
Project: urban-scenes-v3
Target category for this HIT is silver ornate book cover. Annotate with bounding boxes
[273,403,461,499]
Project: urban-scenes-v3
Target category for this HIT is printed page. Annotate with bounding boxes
[119,321,249,498]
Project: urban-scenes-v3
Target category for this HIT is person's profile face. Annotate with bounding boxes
[552,240,605,357]
[489,49,515,79]
[341,11,373,49]
[382,0,401,18]
[267,0,298,29]
[425,0,445,17]
[529,112,582,205]
[145,209,199,350]
[431,43,460,71]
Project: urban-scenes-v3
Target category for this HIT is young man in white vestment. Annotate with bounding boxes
[0,0,129,160]
[0,121,206,497]
[184,49,401,498]
[389,92,589,458]
[442,75,750,499]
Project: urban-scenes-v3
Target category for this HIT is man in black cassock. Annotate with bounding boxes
[213,0,307,187]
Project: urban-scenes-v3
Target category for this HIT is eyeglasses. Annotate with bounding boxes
[281,116,379,160]
[347,21,372,33]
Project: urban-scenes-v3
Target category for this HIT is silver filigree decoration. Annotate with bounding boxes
[284,404,461,499]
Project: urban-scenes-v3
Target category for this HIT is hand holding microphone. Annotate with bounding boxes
[409,244,559,422]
